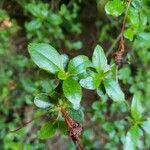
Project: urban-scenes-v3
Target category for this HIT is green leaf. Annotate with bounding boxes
[124,28,135,41]
[28,43,64,74]
[124,125,141,150]
[131,94,143,120]
[68,108,84,123]
[92,45,108,73]
[38,121,56,139]
[105,0,124,17]
[104,79,125,102]
[68,55,90,75]
[34,93,53,109]
[61,54,69,68]
[128,7,139,27]
[80,73,101,90]
[63,77,82,109]
[41,79,60,94]
[141,118,150,134]
[96,86,106,98]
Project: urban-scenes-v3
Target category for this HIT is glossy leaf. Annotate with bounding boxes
[61,54,69,68]
[38,122,56,139]
[80,73,101,90]
[104,78,125,102]
[105,0,124,17]
[63,77,82,109]
[68,55,90,75]
[92,45,108,73]
[131,94,143,120]
[34,93,52,109]
[141,118,150,134]
[28,43,63,74]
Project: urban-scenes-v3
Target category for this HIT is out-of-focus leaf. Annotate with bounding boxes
[141,118,150,134]
[105,0,124,17]
[38,121,56,139]
[124,28,135,41]
[131,94,143,120]
[124,125,141,150]
[34,93,53,109]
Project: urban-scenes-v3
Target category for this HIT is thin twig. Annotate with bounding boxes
[114,0,132,64]
[106,33,122,56]
[9,112,49,133]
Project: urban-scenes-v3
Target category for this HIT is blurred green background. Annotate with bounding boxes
[0,0,150,149]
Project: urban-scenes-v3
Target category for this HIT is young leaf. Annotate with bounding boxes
[61,54,69,68]
[68,55,90,75]
[104,79,125,102]
[63,77,82,109]
[80,73,101,90]
[131,94,143,120]
[34,93,53,109]
[38,121,56,139]
[28,43,64,74]
[105,0,124,17]
[92,45,108,73]
[124,28,135,41]
[124,125,141,150]
[141,118,150,134]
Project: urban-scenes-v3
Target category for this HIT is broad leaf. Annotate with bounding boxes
[92,45,108,73]
[63,77,82,109]
[38,121,56,139]
[28,43,64,74]
[141,118,150,134]
[124,125,141,150]
[104,79,125,102]
[68,55,90,75]
[131,94,143,120]
[105,0,124,17]
[34,93,53,109]
[80,73,101,90]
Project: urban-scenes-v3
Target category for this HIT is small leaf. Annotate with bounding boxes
[41,79,59,94]
[141,118,150,134]
[124,28,135,41]
[80,73,101,90]
[131,94,143,120]
[38,122,56,139]
[105,0,124,17]
[68,55,90,75]
[128,7,139,27]
[28,43,64,74]
[92,45,108,73]
[34,93,52,109]
[61,54,69,68]
[68,108,84,123]
[96,86,106,98]
[124,125,141,150]
[104,78,125,102]
[63,77,82,109]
